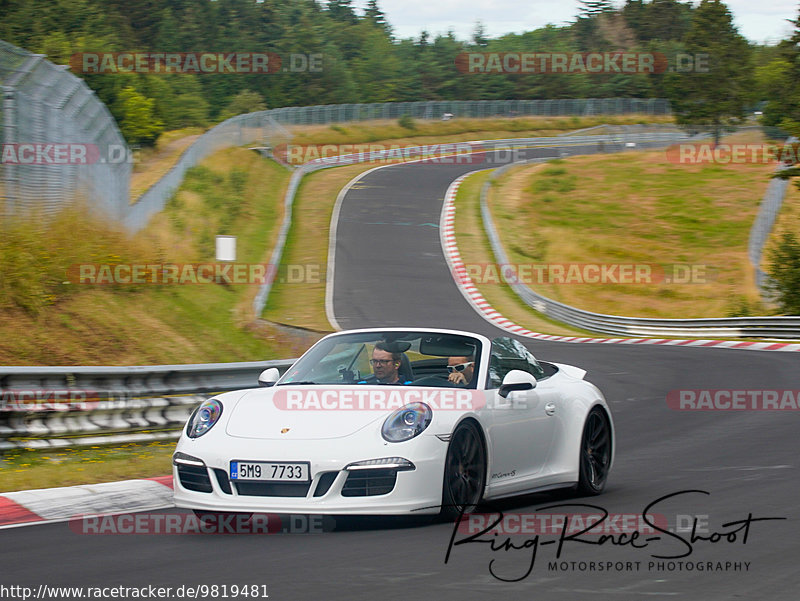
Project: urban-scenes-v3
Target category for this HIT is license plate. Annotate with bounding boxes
[230,461,310,482]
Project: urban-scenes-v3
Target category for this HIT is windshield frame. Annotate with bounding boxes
[276,329,484,388]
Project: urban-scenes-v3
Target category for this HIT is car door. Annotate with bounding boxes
[486,337,558,489]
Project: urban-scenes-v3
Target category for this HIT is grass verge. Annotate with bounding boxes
[130,127,204,202]
[262,163,377,330]
[286,114,674,147]
[0,442,175,493]
[485,131,776,319]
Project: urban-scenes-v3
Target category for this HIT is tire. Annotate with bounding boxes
[577,408,612,495]
[441,420,486,521]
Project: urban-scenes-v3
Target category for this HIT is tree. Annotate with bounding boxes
[664,0,753,144]
[625,0,694,43]
[364,0,391,36]
[327,0,357,24]
[218,90,268,121]
[756,57,799,134]
[573,0,616,51]
[350,27,402,101]
[757,6,800,136]
[767,232,800,315]
[645,0,694,42]
[106,0,163,47]
[472,22,489,47]
[116,86,164,146]
[577,0,614,16]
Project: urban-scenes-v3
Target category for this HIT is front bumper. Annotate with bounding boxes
[173,434,448,515]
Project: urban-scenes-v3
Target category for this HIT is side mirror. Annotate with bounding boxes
[498,369,537,398]
[258,367,280,387]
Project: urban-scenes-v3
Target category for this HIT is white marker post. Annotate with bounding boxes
[216,235,236,262]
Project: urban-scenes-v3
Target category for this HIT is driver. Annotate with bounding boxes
[366,342,411,385]
[447,355,475,386]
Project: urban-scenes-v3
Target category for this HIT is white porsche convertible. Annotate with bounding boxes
[173,328,614,518]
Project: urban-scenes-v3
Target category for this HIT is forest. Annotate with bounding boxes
[1,0,798,144]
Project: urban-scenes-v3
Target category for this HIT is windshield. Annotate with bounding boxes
[278,331,482,388]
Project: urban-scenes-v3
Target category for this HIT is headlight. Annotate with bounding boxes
[381,402,432,442]
[187,399,223,438]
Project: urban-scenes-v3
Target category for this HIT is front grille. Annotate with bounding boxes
[213,468,232,494]
[234,481,312,497]
[341,468,397,497]
[177,464,213,493]
[313,472,338,497]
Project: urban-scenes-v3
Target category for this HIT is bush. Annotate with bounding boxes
[117,87,164,147]
[726,295,754,317]
[217,90,267,122]
[0,203,152,315]
[766,231,800,314]
[398,114,416,130]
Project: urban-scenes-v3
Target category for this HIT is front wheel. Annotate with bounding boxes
[577,408,612,495]
[441,421,486,520]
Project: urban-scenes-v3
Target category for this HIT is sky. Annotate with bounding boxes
[350,0,798,46]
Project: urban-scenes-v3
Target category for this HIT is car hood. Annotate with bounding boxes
[224,386,389,440]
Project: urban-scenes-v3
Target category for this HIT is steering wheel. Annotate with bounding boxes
[408,374,459,387]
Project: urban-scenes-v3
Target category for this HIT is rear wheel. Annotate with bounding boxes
[577,408,612,495]
[441,421,486,520]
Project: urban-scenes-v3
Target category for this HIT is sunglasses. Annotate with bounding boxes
[447,362,474,373]
[369,359,396,366]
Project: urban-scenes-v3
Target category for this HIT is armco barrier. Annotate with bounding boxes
[477,157,800,338]
[747,136,798,294]
[0,359,295,450]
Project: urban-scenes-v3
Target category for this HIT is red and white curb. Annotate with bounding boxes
[0,475,173,529]
[440,173,800,353]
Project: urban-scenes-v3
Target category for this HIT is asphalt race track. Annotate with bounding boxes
[3,148,799,600]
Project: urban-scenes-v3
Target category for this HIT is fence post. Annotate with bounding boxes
[2,85,18,213]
